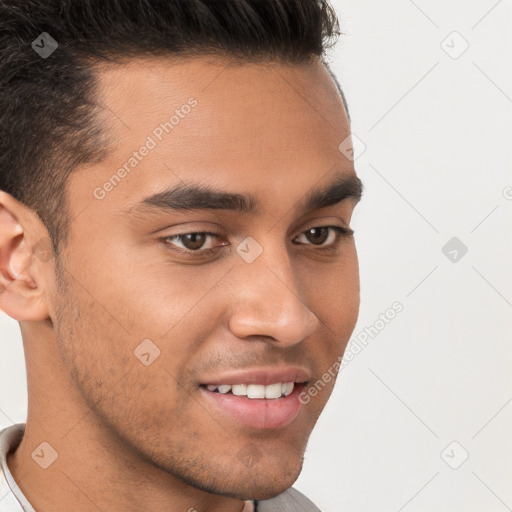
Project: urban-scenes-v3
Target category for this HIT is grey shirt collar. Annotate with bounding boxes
[0,424,35,512]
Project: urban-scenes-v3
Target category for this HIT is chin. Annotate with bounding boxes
[218,454,304,501]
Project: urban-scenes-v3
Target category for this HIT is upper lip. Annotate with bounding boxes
[200,366,311,386]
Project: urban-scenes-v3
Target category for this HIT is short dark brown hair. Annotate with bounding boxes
[0,0,347,257]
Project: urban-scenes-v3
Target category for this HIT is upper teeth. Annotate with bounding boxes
[206,382,294,399]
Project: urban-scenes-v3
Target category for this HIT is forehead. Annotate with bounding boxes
[68,56,354,220]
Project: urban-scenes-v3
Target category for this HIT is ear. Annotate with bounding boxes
[0,191,52,322]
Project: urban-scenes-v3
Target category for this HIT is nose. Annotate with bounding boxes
[227,246,319,347]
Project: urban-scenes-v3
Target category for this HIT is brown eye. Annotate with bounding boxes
[180,233,208,250]
[295,226,351,247]
[304,227,330,245]
[161,231,228,257]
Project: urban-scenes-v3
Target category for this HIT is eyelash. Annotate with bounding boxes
[159,225,354,259]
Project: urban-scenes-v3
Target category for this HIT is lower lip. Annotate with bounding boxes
[200,384,305,430]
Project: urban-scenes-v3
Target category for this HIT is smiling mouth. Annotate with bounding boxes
[200,381,307,399]
[199,370,310,429]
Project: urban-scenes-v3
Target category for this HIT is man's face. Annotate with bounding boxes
[50,57,360,499]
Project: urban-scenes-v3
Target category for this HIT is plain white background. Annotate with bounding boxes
[1,1,511,511]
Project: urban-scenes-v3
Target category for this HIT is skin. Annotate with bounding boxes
[0,56,361,512]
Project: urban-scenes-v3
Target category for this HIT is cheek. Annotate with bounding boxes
[333,246,360,324]
[336,251,360,333]
[54,285,194,441]
[105,253,231,341]
[302,246,360,338]
[299,248,359,395]
[54,288,132,393]
[53,263,215,405]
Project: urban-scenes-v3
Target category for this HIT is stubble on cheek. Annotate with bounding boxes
[51,279,210,468]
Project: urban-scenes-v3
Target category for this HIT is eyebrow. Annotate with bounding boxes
[132,173,363,216]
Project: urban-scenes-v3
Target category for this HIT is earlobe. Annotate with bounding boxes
[0,282,49,322]
[0,235,50,323]
[0,194,51,322]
